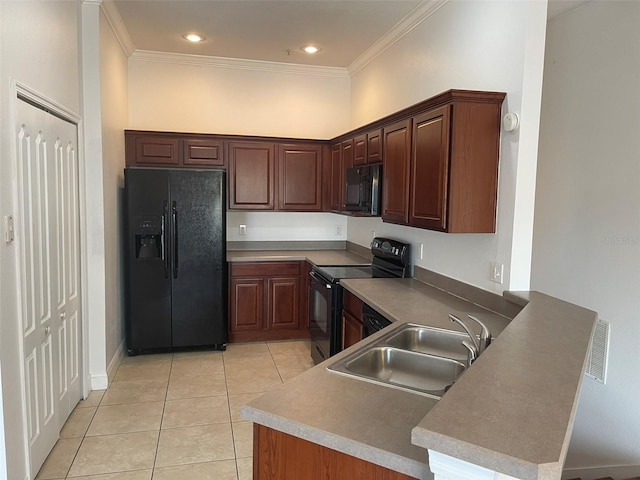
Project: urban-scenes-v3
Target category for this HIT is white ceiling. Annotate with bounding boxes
[113,0,423,68]
[111,0,591,69]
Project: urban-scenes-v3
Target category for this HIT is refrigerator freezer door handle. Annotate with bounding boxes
[172,201,179,279]
[162,201,169,278]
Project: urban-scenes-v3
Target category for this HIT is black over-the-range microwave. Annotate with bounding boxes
[344,165,382,216]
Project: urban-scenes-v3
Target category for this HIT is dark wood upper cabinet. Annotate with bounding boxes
[410,106,451,230]
[183,137,224,167]
[228,141,276,210]
[277,143,323,211]
[367,128,383,164]
[353,134,367,166]
[125,90,504,227]
[447,100,503,232]
[329,90,504,232]
[129,134,180,166]
[408,98,502,233]
[341,139,354,210]
[382,119,412,225]
[126,131,223,167]
[329,143,342,212]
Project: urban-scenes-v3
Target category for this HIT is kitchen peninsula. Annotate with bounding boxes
[240,259,596,480]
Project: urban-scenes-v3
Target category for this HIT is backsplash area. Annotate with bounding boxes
[226,212,347,242]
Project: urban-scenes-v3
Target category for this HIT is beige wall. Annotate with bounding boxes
[532,1,640,475]
[128,55,351,139]
[127,53,354,243]
[347,0,548,294]
[100,9,129,374]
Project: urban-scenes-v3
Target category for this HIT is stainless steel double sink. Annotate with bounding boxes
[327,323,470,399]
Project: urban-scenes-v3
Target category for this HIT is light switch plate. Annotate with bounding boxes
[239,224,247,236]
[489,262,503,284]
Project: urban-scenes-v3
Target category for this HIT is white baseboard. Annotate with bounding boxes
[562,463,640,479]
[90,373,108,390]
[89,341,124,391]
[106,339,125,384]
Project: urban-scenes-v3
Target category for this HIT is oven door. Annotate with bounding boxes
[309,270,335,365]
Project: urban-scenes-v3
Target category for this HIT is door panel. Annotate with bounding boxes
[170,170,227,347]
[329,143,342,211]
[125,168,172,351]
[230,278,265,332]
[55,127,81,424]
[277,144,322,211]
[268,277,300,329]
[16,98,82,476]
[228,142,275,209]
[382,120,412,224]
[410,106,451,230]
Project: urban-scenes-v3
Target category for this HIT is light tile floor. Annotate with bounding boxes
[36,340,315,480]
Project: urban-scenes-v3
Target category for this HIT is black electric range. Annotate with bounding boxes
[308,238,411,364]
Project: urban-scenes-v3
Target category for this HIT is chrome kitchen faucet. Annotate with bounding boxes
[448,314,492,366]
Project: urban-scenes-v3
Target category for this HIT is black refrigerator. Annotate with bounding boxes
[124,167,227,354]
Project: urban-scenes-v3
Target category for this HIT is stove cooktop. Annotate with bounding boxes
[313,265,373,284]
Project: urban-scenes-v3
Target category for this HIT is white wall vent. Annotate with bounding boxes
[586,319,609,384]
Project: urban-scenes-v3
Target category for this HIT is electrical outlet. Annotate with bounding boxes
[489,262,503,284]
[418,243,424,260]
[336,225,342,236]
[239,224,247,236]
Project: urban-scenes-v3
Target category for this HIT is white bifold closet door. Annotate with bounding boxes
[15,97,82,476]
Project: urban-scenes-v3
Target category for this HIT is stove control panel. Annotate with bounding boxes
[370,237,410,263]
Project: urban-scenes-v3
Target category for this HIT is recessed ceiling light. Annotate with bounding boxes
[301,45,321,54]
[182,33,206,43]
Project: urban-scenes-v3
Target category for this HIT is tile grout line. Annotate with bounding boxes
[267,341,286,384]
[62,382,105,478]
[48,343,310,480]
[222,346,242,480]
[150,352,173,477]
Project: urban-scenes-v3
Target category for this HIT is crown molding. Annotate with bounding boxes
[100,0,135,57]
[348,0,450,76]
[129,50,350,78]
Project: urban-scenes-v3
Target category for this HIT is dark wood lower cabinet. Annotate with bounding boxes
[342,310,364,350]
[229,261,309,342]
[253,424,419,480]
[342,290,365,350]
[267,277,300,329]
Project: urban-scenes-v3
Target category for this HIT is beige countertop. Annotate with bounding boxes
[227,249,370,266]
[242,277,597,480]
[411,291,596,480]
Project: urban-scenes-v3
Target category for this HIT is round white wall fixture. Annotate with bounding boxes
[502,112,520,132]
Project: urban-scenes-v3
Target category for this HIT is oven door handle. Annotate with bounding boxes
[309,270,332,289]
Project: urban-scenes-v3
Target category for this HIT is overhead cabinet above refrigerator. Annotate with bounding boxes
[124,168,227,354]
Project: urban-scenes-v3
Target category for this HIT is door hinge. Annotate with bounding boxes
[4,215,14,244]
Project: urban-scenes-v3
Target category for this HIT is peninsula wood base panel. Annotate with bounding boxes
[253,424,419,480]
